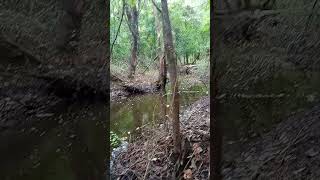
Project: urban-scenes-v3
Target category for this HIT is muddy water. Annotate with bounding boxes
[110,85,208,142]
[0,103,107,180]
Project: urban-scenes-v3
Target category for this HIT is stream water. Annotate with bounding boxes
[110,85,208,143]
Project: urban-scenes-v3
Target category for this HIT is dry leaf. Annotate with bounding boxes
[183,169,193,180]
[193,143,203,155]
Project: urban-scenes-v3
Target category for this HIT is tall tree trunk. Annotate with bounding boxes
[126,3,139,78]
[243,0,251,9]
[185,53,189,65]
[161,0,181,160]
[211,0,223,179]
[57,0,84,63]
[152,1,167,92]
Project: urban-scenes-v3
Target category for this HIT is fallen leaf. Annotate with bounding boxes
[183,169,193,180]
[193,143,203,155]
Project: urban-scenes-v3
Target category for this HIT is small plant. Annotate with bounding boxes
[110,131,122,149]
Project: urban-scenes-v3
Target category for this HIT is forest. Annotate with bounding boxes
[0,0,319,179]
[110,0,320,179]
[110,0,210,178]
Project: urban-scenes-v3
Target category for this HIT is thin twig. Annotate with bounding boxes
[151,0,162,13]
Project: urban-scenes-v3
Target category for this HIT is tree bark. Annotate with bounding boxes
[161,0,181,160]
[243,0,251,9]
[152,1,167,92]
[125,3,139,78]
[57,0,84,60]
[211,0,223,179]
[185,53,189,65]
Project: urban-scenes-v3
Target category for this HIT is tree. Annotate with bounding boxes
[125,0,140,78]
[161,0,181,159]
[152,0,167,92]
[57,0,84,58]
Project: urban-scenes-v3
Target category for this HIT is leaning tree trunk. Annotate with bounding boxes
[161,0,181,160]
[126,4,139,78]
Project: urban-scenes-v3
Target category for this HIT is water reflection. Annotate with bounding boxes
[110,87,207,141]
[0,103,107,180]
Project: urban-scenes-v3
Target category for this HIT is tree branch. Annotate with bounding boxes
[110,0,125,58]
[151,0,162,13]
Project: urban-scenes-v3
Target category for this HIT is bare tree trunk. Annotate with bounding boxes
[211,0,223,179]
[126,3,139,78]
[57,0,84,63]
[161,0,181,160]
[152,1,167,92]
[185,53,189,65]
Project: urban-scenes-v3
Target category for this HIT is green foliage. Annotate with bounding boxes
[128,0,136,7]
[111,0,209,71]
[170,0,209,57]
[110,131,122,149]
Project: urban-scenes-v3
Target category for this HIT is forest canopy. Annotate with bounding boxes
[110,0,209,69]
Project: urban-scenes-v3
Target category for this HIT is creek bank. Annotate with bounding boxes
[0,61,108,132]
[112,96,210,179]
[110,73,162,102]
[222,102,320,180]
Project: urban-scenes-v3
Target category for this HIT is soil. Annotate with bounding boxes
[110,72,160,102]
